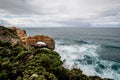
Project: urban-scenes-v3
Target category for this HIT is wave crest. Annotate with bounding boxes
[55,40,120,80]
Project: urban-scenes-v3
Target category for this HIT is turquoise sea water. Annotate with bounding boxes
[24,28,120,80]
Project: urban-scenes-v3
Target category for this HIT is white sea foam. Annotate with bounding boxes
[55,40,120,80]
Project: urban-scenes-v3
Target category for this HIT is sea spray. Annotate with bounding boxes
[55,40,120,80]
[25,27,120,80]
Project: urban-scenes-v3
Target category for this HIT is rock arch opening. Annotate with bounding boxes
[26,35,55,50]
[33,41,47,49]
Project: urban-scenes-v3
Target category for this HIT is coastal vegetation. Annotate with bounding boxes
[0,26,112,80]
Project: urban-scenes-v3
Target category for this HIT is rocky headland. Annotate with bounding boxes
[9,27,55,50]
[0,25,112,80]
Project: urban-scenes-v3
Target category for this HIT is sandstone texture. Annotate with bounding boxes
[27,35,55,50]
[10,27,55,50]
[0,26,22,45]
[9,27,27,44]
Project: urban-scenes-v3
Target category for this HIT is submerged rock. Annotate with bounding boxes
[111,63,120,71]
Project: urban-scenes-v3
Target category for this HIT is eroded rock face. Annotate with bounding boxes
[10,27,55,50]
[0,26,22,45]
[26,35,55,50]
[9,27,27,44]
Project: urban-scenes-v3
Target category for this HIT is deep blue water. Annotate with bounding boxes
[24,27,120,80]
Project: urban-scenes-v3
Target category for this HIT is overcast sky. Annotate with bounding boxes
[0,0,120,27]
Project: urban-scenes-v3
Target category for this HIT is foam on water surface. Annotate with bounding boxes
[55,40,120,80]
[25,28,120,80]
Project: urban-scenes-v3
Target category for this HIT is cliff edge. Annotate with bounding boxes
[0,26,22,45]
[0,26,112,80]
[10,27,55,50]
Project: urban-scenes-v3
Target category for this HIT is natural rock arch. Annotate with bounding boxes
[10,27,55,50]
[25,35,55,50]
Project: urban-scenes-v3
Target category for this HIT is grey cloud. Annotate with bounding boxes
[0,0,36,14]
[0,0,120,27]
[57,19,92,27]
[94,23,120,28]
[99,8,120,17]
[0,0,59,15]
[0,18,11,26]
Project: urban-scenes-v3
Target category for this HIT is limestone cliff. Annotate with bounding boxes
[26,35,55,50]
[9,27,55,50]
[0,26,22,45]
[9,27,27,44]
[0,26,112,80]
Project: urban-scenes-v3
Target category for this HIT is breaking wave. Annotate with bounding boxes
[55,40,120,80]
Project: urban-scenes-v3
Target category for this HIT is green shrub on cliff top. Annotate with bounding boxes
[0,40,111,80]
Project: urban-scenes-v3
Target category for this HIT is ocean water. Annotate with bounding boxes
[24,28,120,80]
